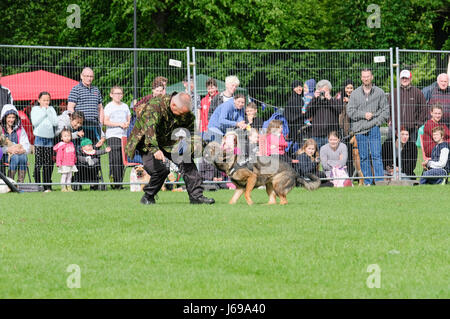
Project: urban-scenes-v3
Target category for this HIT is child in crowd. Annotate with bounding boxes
[294,138,333,187]
[75,138,111,190]
[104,86,130,190]
[53,128,77,192]
[302,79,316,126]
[259,119,288,156]
[30,91,58,192]
[420,126,449,185]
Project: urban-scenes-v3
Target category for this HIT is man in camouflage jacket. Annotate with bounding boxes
[126,92,214,205]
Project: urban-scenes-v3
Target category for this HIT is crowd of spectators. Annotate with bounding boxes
[0,64,449,191]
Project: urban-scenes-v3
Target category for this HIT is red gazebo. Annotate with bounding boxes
[1,70,78,101]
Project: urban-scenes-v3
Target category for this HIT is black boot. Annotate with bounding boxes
[189,195,215,205]
[140,194,156,205]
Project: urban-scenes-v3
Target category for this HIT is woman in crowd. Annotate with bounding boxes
[0,104,31,183]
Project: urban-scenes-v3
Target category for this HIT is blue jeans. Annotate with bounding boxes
[420,168,447,184]
[34,136,54,147]
[9,153,28,171]
[356,126,384,185]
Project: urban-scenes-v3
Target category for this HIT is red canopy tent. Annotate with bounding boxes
[1,70,78,101]
[1,70,78,145]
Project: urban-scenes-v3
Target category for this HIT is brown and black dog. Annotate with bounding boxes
[204,141,320,205]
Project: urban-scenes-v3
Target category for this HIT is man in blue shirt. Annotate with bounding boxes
[206,94,247,142]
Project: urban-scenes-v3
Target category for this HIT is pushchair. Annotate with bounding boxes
[72,155,107,191]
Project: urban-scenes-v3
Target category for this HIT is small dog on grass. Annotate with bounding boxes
[130,165,150,192]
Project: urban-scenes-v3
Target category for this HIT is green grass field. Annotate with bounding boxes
[0,185,448,299]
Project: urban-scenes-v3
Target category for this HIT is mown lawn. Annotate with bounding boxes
[0,185,448,299]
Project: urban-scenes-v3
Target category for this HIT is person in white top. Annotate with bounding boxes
[104,86,131,189]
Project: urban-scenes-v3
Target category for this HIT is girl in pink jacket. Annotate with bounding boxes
[53,128,78,192]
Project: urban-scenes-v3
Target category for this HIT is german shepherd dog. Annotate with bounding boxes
[204,138,320,205]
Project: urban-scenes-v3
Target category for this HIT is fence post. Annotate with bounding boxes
[390,47,398,180]
[395,47,403,179]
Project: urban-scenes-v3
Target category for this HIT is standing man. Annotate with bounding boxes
[67,67,105,147]
[126,92,215,205]
[0,66,13,116]
[390,69,427,143]
[429,73,450,127]
[347,69,390,185]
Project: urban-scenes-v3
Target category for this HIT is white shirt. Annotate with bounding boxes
[104,102,131,139]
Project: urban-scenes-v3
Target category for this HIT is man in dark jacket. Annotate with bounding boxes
[126,92,214,205]
[390,70,427,143]
[305,79,342,150]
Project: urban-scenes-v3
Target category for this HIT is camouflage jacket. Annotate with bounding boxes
[125,95,196,158]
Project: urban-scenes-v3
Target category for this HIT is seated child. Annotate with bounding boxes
[294,138,333,187]
[420,126,449,184]
[75,138,111,190]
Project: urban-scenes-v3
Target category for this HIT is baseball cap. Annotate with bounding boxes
[400,70,412,79]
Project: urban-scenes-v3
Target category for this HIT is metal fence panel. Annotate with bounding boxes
[0,45,189,190]
[192,49,395,187]
[396,49,450,182]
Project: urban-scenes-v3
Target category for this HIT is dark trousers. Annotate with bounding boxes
[107,137,124,187]
[34,146,54,190]
[142,150,203,199]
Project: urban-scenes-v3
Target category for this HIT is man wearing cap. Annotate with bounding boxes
[347,69,390,185]
[126,92,215,205]
[0,66,13,116]
[390,69,427,142]
[429,73,450,127]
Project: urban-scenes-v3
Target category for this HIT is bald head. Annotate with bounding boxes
[170,92,192,115]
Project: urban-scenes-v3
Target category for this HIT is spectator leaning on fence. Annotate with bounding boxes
[209,75,240,118]
[0,104,31,182]
[428,74,450,128]
[305,79,342,151]
[390,69,428,143]
[335,79,355,139]
[347,68,390,186]
[422,104,450,158]
[0,66,13,116]
[206,94,247,143]
[420,126,450,185]
[30,91,58,192]
[67,67,105,147]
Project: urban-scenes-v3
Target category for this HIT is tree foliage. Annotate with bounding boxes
[0,0,448,50]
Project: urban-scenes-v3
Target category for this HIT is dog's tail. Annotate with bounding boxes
[296,173,321,191]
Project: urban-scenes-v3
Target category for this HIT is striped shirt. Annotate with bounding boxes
[67,81,103,121]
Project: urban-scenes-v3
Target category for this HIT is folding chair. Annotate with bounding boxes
[121,136,142,174]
